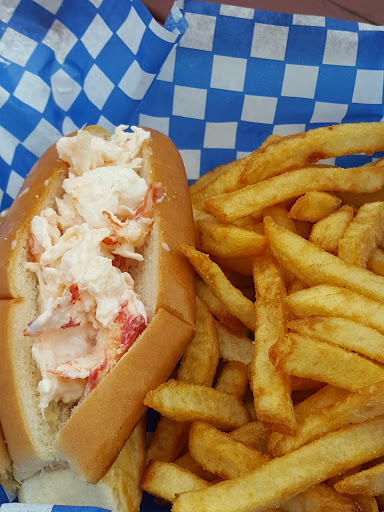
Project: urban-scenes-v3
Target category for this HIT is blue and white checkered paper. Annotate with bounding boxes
[1,0,384,510]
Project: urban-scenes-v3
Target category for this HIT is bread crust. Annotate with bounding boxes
[0,127,195,484]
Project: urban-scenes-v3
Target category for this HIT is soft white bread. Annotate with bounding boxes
[0,127,195,484]
[19,417,146,512]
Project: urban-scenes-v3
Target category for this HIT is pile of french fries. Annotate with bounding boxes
[142,122,384,512]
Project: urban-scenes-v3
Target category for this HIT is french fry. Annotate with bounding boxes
[267,385,350,454]
[288,316,384,364]
[338,202,384,267]
[214,361,249,400]
[195,219,268,258]
[280,483,361,512]
[147,297,220,464]
[177,297,219,387]
[200,122,384,200]
[270,333,384,392]
[367,248,384,276]
[173,417,384,512]
[205,164,384,222]
[229,421,270,453]
[335,461,384,496]
[215,321,253,365]
[180,245,255,331]
[262,205,296,232]
[190,161,237,198]
[146,417,189,464]
[286,285,384,335]
[289,191,342,223]
[327,466,362,487]
[309,205,354,254]
[144,380,251,431]
[188,422,270,480]
[271,381,384,458]
[251,255,296,435]
[350,496,378,512]
[141,461,210,502]
[233,217,264,234]
[287,278,307,295]
[196,278,248,335]
[174,452,217,482]
[264,218,384,305]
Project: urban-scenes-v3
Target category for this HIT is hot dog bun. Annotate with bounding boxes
[0,126,195,485]
[19,417,146,512]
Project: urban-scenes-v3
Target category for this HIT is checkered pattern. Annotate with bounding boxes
[133,0,384,179]
[0,0,186,209]
[1,1,384,510]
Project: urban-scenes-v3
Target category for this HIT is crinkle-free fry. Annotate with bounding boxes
[214,361,249,400]
[335,461,384,496]
[177,297,219,387]
[338,201,384,267]
[309,205,354,254]
[289,191,342,223]
[272,380,384,457]
[201,123,384,202]
[141,460,210,502]
[264,218,384,305]
[180,245,255,331]
[270,333,384,392]
[251,254,296,435]
[205,164,384,222]
[173,417,384,512]
[188,421,270,480]
[286,285,384,335]
[288,316,384,364]
[144,380,251,431]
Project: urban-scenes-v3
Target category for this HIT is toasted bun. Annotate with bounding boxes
[0,127,195,484]
[19,417,146,512]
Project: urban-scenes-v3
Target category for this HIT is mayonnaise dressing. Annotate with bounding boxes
[25,126,161,415]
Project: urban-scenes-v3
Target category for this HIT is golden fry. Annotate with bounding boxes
[288,316,384,364]
[188,422,270,480]
[286,285,384,335]
[229,421,270,454]
[270,333,384,391]
[144,380,251,431]
[309,205,354,254]
[177,297,219,387]
[141,461,210,502]
[173,417,384,512]
[367,248,384,276]
[289,191,342,222]
[264,218,384,304]
[338,201,384,267]
[195,219,267,258]
[335,462,384,496]
[272,380,384,457]
[205,164,384,222]
[180,245,255,331]
[251,255,296,435]
[214,361,249,400]
[196,278,247,335]
[200,122,384,199]
[146,417,188,464]
[215,321,253,365]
